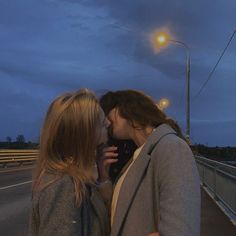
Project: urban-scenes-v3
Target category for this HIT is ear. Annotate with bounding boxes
[111,107,121,123]
[129,120,143,130]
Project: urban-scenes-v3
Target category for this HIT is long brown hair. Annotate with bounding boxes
[100,90,185,140]
[33,89,102,205]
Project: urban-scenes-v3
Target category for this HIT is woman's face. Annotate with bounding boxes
[97,110,110,145]
[107,108,131,140]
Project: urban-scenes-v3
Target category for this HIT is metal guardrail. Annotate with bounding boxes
[0,149,38,167]
[195,155,236,225]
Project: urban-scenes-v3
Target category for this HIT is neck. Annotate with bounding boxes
[131,126,154,147]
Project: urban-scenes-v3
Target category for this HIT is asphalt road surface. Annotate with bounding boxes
[0,166,33,236]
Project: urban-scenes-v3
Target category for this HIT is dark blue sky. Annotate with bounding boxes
[1,0,236,146]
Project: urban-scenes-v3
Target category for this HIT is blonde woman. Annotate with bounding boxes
[30,89,110,236]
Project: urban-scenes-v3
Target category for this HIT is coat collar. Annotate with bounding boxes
[114,124,176,183]
[111,124,176,236]
[89,185,110,235]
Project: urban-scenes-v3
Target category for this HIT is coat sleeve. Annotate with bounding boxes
[30,200,40,236]
[97,180,113,206]
[36,177,83,236]
[155,137,201,236]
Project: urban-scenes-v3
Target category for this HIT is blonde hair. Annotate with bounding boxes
[33,89,102,205]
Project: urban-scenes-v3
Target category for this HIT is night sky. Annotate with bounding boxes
[1,0,236,146]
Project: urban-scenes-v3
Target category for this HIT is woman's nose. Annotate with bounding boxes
[105,118,111,128]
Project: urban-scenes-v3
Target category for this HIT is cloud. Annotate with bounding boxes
[0,0,236,146]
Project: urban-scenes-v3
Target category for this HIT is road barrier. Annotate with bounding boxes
[0,149,38,167]
[195,155,236,225]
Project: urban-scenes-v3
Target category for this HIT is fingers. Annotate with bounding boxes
[102,146,118,154]
[148,233,159,236]
[103,158,118,166]
[102,151,118,160]
[96,145,119,182]
[98,146,118,161]
[96,145,119,170]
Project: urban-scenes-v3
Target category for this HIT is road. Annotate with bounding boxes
[0,166,33,236]
[201,188,236,236]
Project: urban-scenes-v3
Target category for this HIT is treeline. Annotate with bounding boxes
[1,135,236,164]
[0,135,38,149]
[192,144,236,162]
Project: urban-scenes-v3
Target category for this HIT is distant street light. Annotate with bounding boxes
[153,30,191,142]
[157,98,170,110]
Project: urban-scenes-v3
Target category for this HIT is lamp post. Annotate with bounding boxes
[154,31,191,142]
[157,98,170,110]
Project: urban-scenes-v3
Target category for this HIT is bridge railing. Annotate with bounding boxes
[195,155,236,225]
[0,149,38,167]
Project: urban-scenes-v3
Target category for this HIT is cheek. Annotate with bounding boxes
[100,127,108,143]
[113,121,129,138]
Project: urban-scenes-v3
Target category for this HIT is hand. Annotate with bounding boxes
[96,144,118,182]
[148,233,159,236]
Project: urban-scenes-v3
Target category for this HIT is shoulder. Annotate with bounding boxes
[44,174,73,192]
[150,133,200,182]
[33,174,74,204]
[162,134,191,152]
[150,133,194,166]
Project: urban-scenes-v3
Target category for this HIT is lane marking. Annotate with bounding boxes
[0,166,34,174]
[0,180,32,190]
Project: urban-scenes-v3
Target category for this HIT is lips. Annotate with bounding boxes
[108,125,113,137]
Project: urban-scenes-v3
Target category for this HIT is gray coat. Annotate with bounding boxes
[30,175,109,236]
[111,124,200,236]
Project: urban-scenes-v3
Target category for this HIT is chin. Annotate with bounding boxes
[99,134,108,145]
[103,136,108,144]
[113,133,126,140]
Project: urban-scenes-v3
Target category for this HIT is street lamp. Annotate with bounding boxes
[153,31,191,142]
[157,98,170,110]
